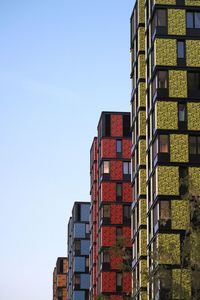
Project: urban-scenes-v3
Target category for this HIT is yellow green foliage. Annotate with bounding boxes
[189,167,200,195]
[168,9,186,36]
[139,139,146,166]
[156,166,179,196]
[186,40,200,67]
[139,199,147,225]
[138,27,145,52]
[169,70,187,98]
[138,82,146,107]
[170,134,188,162]
[171,200,189,230]
[139,169,146,195]
[155,39,177,66]
[157,234,180,264]
[139,229,147,257]
[156,101,178,130]
[187,102,200,131]
[173,269,191,298]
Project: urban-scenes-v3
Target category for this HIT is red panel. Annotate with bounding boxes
[101,272,116,293]
[123,182,132,202]
[110,251,123,269]
[122,139,131,158]
[101,139,116,158]
[111,115,123,137]
[123,227,132,247]
[101,182,116,201]
[111,204,122,224]
[110,160,122,180]
[110,296,123,300]
[123,272,132,293]
[101,227,116,247]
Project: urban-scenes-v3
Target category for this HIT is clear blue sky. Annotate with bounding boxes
[0,1,134,299]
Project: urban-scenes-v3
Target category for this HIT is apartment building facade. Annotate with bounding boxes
[89,112,132,300]
[53,257,68,300]
[67,202,90,300]
[130,0,200,299]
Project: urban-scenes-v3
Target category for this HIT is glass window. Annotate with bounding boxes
[116,273,123,287]
[195,12,200,28]
[75,240,81,252]
[103,251,110,263]
[187,12,194,28]
[116,183,122,197]
[123,205,131,220]
[102,161,110,174]
[157,9,167,27]
[86,257,89,268]
[189,136,200,155]
[159,135,169,153]
[116,227,123,238]
[160,201,171,226]
[85,224,90,234]
[188,72,200,90]
[177,41,185,59]
[75,274,80,285]
[123,161,131,174]
[116,140,122,153]
[158,71,168,89]
[103,205,110,218]
[178,103,186,122]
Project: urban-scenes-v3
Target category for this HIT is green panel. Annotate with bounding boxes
[138,54,145,79]
[156,166,179,196]
[139,111,146,136]
[189,167,200,195]
[186,40,200,67]
[157,234,180,264]
[187,102,200,131]
[139,169,146,195]
[138,82,146,108]
[169,70,187,98]
[171,200,189,230]
[139,199,147,225]
[168,9,186,36]
[156,101,178,130]
[170,134,188,162]
[139,260,147,288]
[139,229,147,257]
[138,0,145,23]
[138,27,145,52]
[185,0,200,5]
[155,38,177,66]
[139,139,146,166]
[173,269,191,299]
[154,0,176,3]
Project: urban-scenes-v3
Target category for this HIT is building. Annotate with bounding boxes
[67,202,90,300]
[90,112,132,300]
[130,0,200,299]
[53,257,68,300]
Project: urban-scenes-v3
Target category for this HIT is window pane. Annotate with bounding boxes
[157,9,167,27]
[116,227,122,237]
[116,183,122,197]
[198,137,200,154]
[158,71,168,89]
[159,135,169,153]
[177,41,185,59]
[160,201,170,225]
[103,161,110,173]
[195,12,200,28]
[116,140,122,153]
[189,136,197,154]
[187,12,194,28]
[103,205,110,218]
[123,162,129,174]
[116,273,122,286]
[103,251,110,263]
[178,103,186,122]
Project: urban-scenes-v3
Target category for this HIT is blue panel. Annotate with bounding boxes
[73,291,85,300]
[81,240,90,255]
[80,274,90,289]
[74,256,85,272]
[80,204,90,221]
[74,223,85,238]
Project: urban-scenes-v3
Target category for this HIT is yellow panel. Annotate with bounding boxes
[189,167,200,195]
[188,102,200,131]
[173,269,191,299]
[156,166,179,196]
[138,0,145,24]
[138,54,145,79]
[155,101,178,130]
[139,260,147,288]
[170,134,188,162]
[190,231,200,267]
[138,82,146,108]
[157,234,180,264]
[155,38,177,66]
[169,70,187,98]
[186,40,200,67]
[155,0,176,3]
[171,200,189,230]
[139,139,146,166]
[139,229,147,257]
[139,199,147,225]
[185,0,200,5]
[168,9,186,36]
[140,292,147,300]
[139,111,146,136]
[139,169,146,195]
[138,27,145,52]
